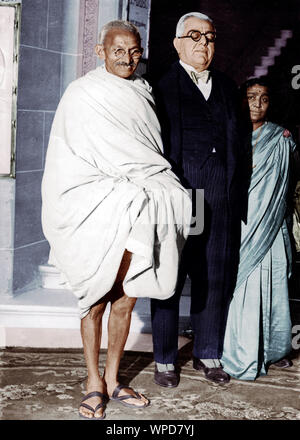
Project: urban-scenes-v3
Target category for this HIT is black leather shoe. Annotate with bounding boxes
[154,365,179,388]
[273,358,293,368]
[193,357,230,384]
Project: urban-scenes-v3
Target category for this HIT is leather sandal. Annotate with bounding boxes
[110,384,150,408]
[79,391,107,420]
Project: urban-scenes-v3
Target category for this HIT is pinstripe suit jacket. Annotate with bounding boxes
[153,61,247,221]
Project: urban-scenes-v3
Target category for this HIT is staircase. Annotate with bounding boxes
[251,29,293,78]
[37,262,191,333]
[0,264,191,349]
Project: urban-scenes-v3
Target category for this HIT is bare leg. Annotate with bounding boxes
[105,291,135,383]
[104,250,149,406]
[79,249,148,417]
[79,299,108,419]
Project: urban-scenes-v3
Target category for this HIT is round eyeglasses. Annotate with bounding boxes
[178,30,216,43]
[113,48,143,60]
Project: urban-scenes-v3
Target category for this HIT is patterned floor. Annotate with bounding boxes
[1,342,300,421]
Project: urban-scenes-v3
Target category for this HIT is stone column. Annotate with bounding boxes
[78,0,99,76]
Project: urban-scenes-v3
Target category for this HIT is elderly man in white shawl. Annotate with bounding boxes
[41,20,191,419]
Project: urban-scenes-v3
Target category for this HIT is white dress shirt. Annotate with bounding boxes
[180,60,212,101]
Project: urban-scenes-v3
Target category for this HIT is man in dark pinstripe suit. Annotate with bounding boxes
[151,12,246,387]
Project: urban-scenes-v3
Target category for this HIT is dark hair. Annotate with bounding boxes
[239,76,271,100]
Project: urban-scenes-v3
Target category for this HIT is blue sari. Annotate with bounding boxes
[221,121,296,380]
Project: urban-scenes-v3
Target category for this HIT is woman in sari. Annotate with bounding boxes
[221,77,296,380]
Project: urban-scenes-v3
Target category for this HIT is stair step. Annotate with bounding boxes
[253,66,268,77]
[268,47,281,57]
[0,287,191,348]
[261,56,275,67]
[38,264,70,290]
[252,28,293,78]
[281,29,293,39]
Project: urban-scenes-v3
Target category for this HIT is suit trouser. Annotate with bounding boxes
[151,155,239,362]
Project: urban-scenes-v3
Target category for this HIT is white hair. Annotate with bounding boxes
[99,20,141,45]
[175,12,214,37]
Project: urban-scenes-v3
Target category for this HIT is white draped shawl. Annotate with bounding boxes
[41,66,191,318]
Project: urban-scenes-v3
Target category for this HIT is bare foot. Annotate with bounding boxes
[108,383,150,408]
[79,379,107,419]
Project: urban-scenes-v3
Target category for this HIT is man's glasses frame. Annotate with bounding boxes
[177,30,216,44]
[112,48,143,60]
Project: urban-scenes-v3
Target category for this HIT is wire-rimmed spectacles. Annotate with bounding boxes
[177,30,216,43]
[112,48,143,60]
